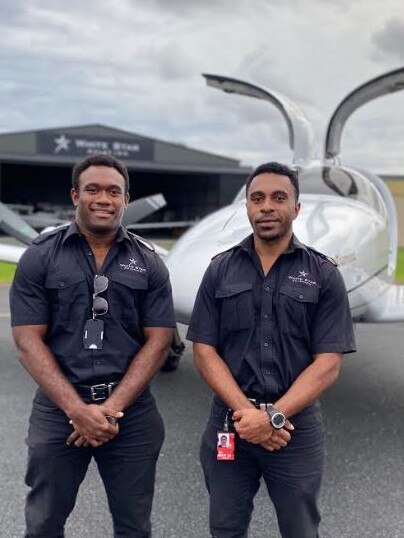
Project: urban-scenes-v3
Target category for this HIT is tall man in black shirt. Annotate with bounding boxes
[10,154,175,537]
[187,162,356,538]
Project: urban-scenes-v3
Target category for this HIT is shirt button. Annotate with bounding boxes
[59,282,65,287]
[264,286,270,292]
[265,370,271,375]
[263,342,269,347]
[88,251,93,256]
[263,314,269,320]
[299,294,304,299]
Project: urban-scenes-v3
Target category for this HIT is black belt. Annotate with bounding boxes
[75,381,119,402]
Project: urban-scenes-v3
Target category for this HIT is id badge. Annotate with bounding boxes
[83,319,104,350]
[217,432,235,461]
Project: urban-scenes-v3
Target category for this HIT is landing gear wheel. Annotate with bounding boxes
[160,326,185,372]
[160,343,185,372]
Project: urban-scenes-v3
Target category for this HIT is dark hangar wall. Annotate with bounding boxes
[0,124,250,222]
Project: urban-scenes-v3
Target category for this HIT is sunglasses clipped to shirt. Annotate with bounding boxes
[83,275,109,350]
[92,274,109,319]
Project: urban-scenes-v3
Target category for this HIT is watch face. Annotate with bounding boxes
[272,412,285,429]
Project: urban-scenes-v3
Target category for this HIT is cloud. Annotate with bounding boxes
[0,0,403,173]
[372,17,404,61]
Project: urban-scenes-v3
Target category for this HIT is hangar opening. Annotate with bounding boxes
[0,124,250,232]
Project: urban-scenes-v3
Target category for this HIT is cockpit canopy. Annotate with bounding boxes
[234,164,386,217]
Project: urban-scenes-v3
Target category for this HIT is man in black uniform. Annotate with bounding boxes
[187,162,356,538]
[10,154,175,538]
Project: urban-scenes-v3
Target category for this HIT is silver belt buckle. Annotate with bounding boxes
[90,383,108,401]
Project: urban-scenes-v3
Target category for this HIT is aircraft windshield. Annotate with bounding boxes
[299,166,385,214]
[234,165,385,215]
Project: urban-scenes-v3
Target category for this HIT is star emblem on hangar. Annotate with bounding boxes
[53,134,71,154]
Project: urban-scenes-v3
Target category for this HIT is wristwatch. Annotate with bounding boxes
[266,405,286,430]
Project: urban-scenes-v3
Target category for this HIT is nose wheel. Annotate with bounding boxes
[160,326,185,372]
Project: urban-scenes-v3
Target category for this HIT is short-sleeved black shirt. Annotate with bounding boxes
[187,234,356,400]
[10,222,176,384]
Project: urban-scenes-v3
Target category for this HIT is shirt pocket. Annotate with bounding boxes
[277,285,319,337]
[44,271,87,321]
[215,282,254,331]
[109,272,148,328]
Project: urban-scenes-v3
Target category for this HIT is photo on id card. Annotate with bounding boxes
[217,432,235,460]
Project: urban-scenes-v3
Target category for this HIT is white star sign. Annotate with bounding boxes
[54,134,71,153]
[299,270,309,277]
[129,258,137,265]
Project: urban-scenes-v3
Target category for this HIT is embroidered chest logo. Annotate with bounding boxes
[287,269,317,287]
[119,258,146,274]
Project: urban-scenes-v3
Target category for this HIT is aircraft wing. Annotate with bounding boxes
[0,202,38,245]
[0,193,167,263]
[122,194,166,226]
[0,238,168,265]
[0,244,26,264]
[23,213,68,229]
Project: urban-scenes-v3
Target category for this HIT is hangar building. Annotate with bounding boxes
[0,124,251,225]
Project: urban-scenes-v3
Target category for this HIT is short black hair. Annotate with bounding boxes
[72,154,130,193]
[246,162,299,200]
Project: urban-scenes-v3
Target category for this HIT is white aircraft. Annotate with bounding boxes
[1,68,404,372]
[165,68,404,325]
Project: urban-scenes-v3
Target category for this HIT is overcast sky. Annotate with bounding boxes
[0,0,403,173]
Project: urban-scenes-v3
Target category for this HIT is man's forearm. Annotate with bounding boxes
[193,343,255,412]
[106,327,173,411]
[13,329,85,418]
[194,343,292,450]
[274,353,342,418]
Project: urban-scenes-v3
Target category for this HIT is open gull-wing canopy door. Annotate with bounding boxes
[202,74,316,164]
[324,67,404,323]
[326,68,404,273]
[325,67,404,159]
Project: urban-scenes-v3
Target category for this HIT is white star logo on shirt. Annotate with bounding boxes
[299,270,309,277]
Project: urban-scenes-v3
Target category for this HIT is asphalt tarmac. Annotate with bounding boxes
[0,284,403,538]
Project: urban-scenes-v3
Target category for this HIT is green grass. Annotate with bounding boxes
[0,248,404,284]
[0,262,16,284]
[396,248,404,283]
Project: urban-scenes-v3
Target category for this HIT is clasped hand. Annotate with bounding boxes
[66,403,123,448]
[232,408,294,452]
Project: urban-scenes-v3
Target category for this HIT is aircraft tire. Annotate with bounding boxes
[160,343,185,372]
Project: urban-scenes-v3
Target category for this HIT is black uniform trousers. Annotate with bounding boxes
[200,403,324,538]
[24,388,164,538]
